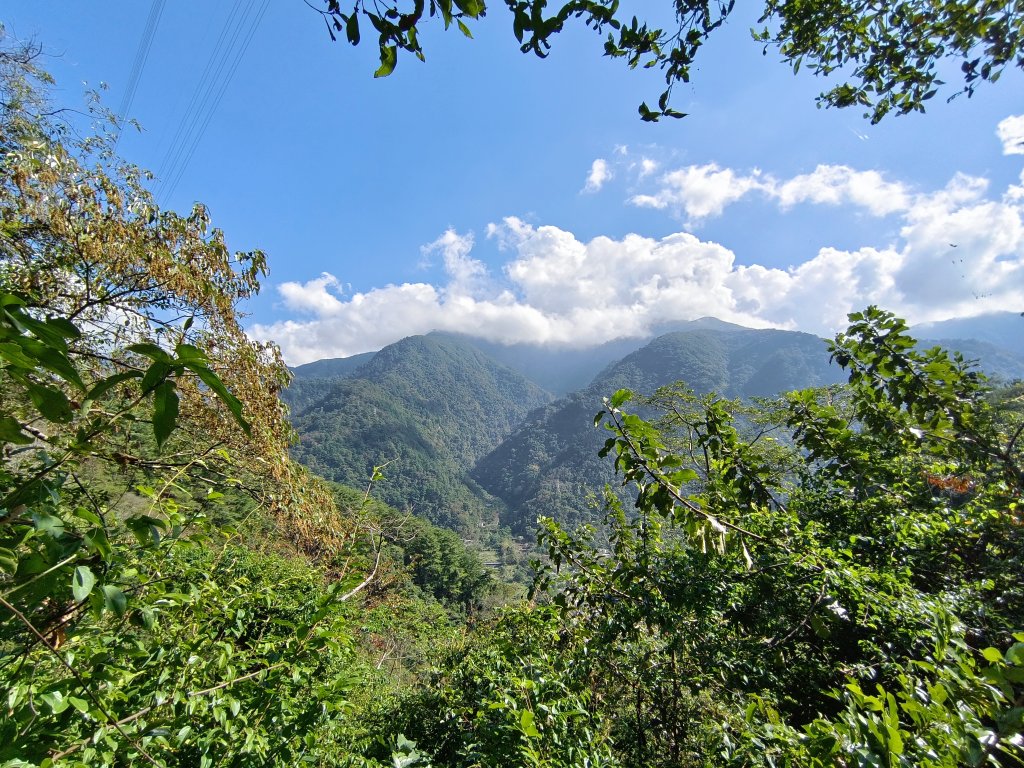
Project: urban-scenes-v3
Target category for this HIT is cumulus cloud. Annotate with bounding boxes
[630,163,769,224]
[631,162,911,222]
[278,272,345,316]
[638,157,659,177]
[773,165,911,215]
[583,158,612,192]
[421,228,487,294]
[997,114,1024,155]
[252,168,1024,365]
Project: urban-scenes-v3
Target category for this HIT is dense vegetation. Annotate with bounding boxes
[365,309,1024,767]
[472,325,846,533]
[0,47,490,766]
[288,333,552,533]
[2,38,1022,768]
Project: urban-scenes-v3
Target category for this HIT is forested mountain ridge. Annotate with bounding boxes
[916,337,1024,382]
[288,321,1024,535]
[290,350,377,379]
[915,311,1024,356]
[472,327,847,533]
[288,334,552,531]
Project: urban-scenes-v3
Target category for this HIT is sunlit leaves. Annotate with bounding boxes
[0,46,339,767]
[71,565,96,602]
[532,306,1024,766]
[315,0,1019,123]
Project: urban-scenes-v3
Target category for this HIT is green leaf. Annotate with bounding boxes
[127,342,173,364]
[520,709,540,737]
[0,547,18,574]
[457,18,473,37]
[152,380,179,448]
[374,45,398,77]
[69,696,89,713]
[125,514,167,545]
[18,314,78,349]
[0,292,27,309]
[346,13,360,44]
[0,415,32,444]
[186,363,250,434]
[453,0,485,16]
[609,389,633,409]
[85,370,142,402]
[140,360,172,394]
[84,528,113,561]
[0,341,37,368]
[42,317,81,340]
[33,513,65,538]
[173,342,208,363]
[1006,642,1024,665]
[982,647,1004,663]
[27,382,73,422]
[72,565,96,602]
[42,690,69,714]
[101,585,127,616]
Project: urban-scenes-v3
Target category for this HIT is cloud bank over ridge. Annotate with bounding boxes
[252,154,1024,365]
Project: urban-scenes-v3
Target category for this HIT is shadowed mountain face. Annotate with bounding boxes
[916,338,1024,382]
[287,334,552,532]
[471,327,846,534]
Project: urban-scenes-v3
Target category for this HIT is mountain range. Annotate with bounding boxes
[286,312,1024,535]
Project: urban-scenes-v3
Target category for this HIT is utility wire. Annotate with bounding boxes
[155,0,246,189]
[114,0,166,151]
[157,0,270,205]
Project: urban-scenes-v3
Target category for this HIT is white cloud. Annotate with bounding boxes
[252,168,1024,365]
[583,158,612,193]
[772,165,911,215]
[631,162,911,222]
[421,228,487,294]
[630,163,768,224]
[997,114,1024,155]
[277,272,345,316]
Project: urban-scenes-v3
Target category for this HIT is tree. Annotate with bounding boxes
[310,0,1024,122]
[373,307,1023,766]
[0,43,378,766]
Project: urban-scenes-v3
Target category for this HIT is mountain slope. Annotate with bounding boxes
[915,312,1024,356]
[290,351,377,380]
[432,318,754,395]
[289,335,552,531]
[472,327,845,533]
[916,338,1024,382]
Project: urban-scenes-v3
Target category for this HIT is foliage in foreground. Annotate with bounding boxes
[367,307,1023,767]
[0,43,377,766]
[310,0,1024,123]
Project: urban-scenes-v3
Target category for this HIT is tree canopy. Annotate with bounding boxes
[311,0,1024,122]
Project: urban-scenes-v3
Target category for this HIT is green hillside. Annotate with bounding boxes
[290,350,377,379]
[916,337,1024,382]
[472,327,846,533]
[289,334,552,532]
[915,312,1024,356]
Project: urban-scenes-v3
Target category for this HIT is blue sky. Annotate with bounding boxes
[5,2,1024,364]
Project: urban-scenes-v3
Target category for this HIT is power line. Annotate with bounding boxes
[115,0,166,150]
[155,0,246,189]
[157,0,270,205]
